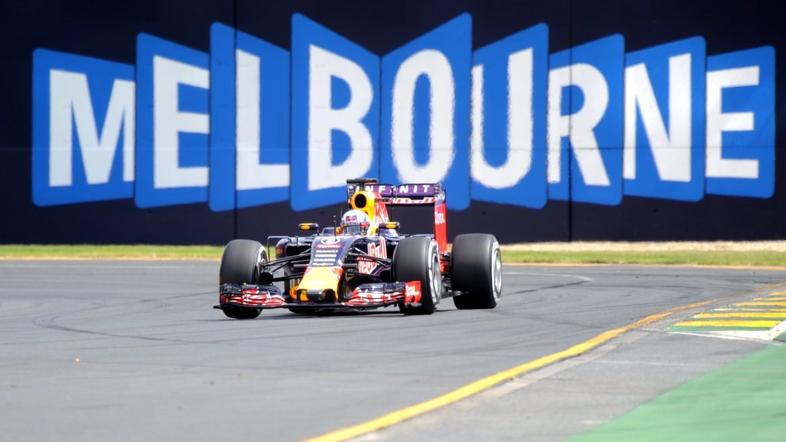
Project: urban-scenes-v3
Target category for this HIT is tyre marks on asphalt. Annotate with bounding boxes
[502,271,592,296]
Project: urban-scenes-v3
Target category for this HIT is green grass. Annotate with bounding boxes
[1,245,786,267]
[501,250,786,267]
[572,345,786,442]
[0,244,224,259]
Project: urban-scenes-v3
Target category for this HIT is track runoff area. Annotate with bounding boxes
[1,261,785,441]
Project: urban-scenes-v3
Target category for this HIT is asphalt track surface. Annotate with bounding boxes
[2,260,785,441]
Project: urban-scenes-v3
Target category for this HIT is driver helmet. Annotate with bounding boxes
[340,209,370,235]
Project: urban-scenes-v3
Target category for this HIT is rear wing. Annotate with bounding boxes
[346,178,448,255]
[346,179,445,206]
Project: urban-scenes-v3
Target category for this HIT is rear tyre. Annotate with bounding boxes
[452,234,502,310]
[394,237,442,315]
[219,239,266,319]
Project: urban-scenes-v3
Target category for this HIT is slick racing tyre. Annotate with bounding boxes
[452,234,502,309]
[394,236,442,315]
[219,239,266,319]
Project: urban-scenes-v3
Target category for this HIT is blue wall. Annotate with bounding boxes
[1,0,784,243]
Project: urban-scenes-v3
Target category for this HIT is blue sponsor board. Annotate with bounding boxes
[135,33,211,208]
[290,14,380,211]
[380,14,472,210]
[209,23,290,211]
[547,34,624,206]
[623,37,706,202]
[30,13,777,213]
[704,46,775,199]
[470,24,549,209]
[32,49,135,206]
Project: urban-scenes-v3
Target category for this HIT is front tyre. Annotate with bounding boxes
[452,234,502,310]
[394,237,442,315]
[219,239,266,319]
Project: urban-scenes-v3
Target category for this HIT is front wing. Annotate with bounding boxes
[216,280,423,310]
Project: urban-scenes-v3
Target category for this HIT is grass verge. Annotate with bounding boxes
[501,250,786,267]
[571,345,786,442]
[1,245,786,267]
[0,244,224,260]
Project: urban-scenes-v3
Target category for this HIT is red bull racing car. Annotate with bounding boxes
[215,178,502,319]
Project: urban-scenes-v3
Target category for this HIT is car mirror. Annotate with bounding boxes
[298,222,319,232]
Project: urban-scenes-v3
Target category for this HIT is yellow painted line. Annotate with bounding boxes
[706,308,786,313]
[736,301,786,307]
[695,312,786,319]
[769,290,786,296]
[759,297,786,301]
[674,319,780,328]
[305,299,714,442]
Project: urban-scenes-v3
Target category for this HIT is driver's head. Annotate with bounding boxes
[340,209,370,235]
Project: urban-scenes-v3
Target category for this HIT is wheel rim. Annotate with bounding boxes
[429,246,441,304]
[491,246,502,299]
[253,247,266,283]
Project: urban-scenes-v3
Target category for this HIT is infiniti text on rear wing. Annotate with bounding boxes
[347,183,446,206]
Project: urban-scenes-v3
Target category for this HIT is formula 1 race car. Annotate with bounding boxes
[215,178,502,319]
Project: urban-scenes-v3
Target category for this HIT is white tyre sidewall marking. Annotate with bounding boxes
[429,240,441,305]
[491,240,502,300]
